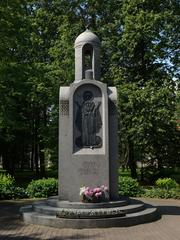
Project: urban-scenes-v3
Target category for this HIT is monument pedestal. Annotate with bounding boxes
[59,80,119,201]
[21,196,159,228]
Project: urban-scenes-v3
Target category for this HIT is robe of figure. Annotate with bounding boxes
[75,98,102,148]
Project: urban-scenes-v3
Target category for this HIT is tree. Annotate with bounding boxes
[0,0,179,179]
[0,0,31,173]
[107,0,180,177]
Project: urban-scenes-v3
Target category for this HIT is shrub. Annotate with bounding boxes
[27,178,58,198]
[155,178,178,190]
[0,174,14,199]
[0,173,15,186]
[144,188,170,199]
[169,188,180,199]
[144,187,180,199]
[0,174,27,199]
[12,187,28,199]
[119,176,143,197]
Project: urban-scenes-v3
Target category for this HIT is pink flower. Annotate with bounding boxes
[84,190,90,197]
[94,187,101,193]
[80,185,109,202]
[95,192,102,198]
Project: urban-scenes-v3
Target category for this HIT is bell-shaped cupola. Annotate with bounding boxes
[74,29,100,81]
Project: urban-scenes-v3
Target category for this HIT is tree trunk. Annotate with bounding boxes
[30,143,34,171]
[34,115,39,176]
[39,142,46,177]
[128,140,137,179]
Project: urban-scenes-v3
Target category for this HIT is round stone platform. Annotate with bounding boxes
[20,196,159,228]
[46,196,129,208]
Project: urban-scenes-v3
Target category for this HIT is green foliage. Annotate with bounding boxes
[144,188,180,199]
[155,178,178,190]
[0,173,15,188]
[11,187,28,199]
[26,178,58,198]
[111,0,180,175]
[0,0,179,178]
[142,177,180,199]
[119,176,143,197]
[0,174,27,199]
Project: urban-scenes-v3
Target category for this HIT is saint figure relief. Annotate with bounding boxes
[75,91,102,148]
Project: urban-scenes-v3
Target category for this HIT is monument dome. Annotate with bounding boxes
[74,29,101,81]
[75,29,100,46]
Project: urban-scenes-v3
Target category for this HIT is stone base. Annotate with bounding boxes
[20,196,159,228]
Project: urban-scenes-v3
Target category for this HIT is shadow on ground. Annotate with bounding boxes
[0,201,30,230]
[157,206,180,215]
[0,233,100,240]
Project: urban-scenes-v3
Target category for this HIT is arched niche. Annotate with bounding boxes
[73,84,103,152]
[82,43,93,79]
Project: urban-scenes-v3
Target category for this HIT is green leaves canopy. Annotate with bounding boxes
[0,0,179,175]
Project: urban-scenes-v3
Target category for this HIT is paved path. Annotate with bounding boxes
[0,198,180,240]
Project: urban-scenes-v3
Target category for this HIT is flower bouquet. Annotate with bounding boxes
[80,185,109,203]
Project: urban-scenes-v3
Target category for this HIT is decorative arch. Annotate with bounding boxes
[82,43,93,79]
[73,83,103,151]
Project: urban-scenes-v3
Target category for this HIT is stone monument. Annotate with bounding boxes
[21,30,158,228]
[59,29,119,202]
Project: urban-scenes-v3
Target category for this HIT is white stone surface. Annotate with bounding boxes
[75,29,100,46]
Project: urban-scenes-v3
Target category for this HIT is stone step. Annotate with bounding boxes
[46,196,129,209]
[22,206,159,228]
[33,202,145,216]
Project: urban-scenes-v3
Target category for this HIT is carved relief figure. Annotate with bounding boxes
[75,91,102,148]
